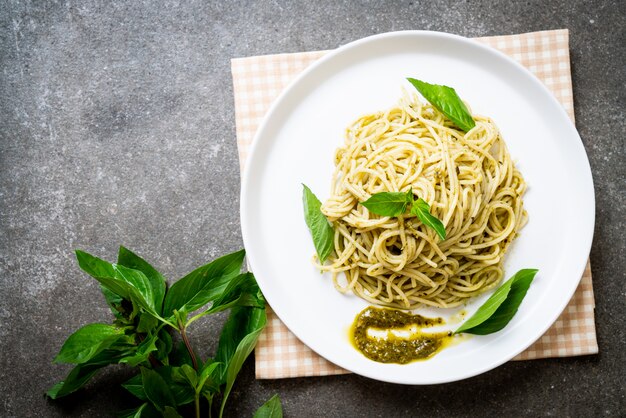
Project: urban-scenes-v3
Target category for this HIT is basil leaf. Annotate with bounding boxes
[47,349,126,398]
[190,272,264,324]
[136,312,159,333]
[361,190,412,217]
[162,249,245,316]
[118,403,149,418]
[410,198,446,240]
[176,364,198,388]
[407,78,476,132]
[207,272,264,312]
[119,332,159,367]
[158,366,195,406]
[137,403,162,418]
[455,269,538,335]
[118,403,161,418]
[130,366,196,407]
[46,364,102,399]
[197,361,221,395]
[100,285,126,319]
[302,184,334,263]
[118,246,167,315]
[122,374,146,400]
[163,406,183,418]
[214,306,267,417]
[254,394,283,418]
[53,323,128,364]
[76,250,158,316]
[154,328,173,364]
[141,367,177,411]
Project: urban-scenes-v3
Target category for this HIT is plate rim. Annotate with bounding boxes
[240,30,595,384]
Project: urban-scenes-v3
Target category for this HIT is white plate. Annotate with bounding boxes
[240,31,594,384]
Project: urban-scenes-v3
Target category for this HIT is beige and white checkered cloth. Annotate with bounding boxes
[231,29,598,379]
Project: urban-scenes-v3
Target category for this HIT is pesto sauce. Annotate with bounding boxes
[350,306,452,364]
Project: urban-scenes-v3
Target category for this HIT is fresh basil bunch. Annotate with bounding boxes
[47,247,282,418]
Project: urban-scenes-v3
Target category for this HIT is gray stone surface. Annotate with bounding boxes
[1,0,624,416]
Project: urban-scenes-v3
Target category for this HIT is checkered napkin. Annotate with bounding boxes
[231,29,598,379]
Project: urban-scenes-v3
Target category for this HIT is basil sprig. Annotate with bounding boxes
[358,191,411,217]
[407,78,476,132]
[48,247,281,417]
[361,189,446,240]
[455,269,538,335]
[302,184,335,262]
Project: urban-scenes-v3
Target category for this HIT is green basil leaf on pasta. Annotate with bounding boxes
[407,78,476,132]
[455,269,538,335]
[410,198,446,240]
[361,191,411,217]
[302,184,334,263]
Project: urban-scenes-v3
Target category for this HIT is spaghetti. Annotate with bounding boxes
[318,91,527,309]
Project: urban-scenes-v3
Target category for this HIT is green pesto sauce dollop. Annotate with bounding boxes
[350,306,453,364]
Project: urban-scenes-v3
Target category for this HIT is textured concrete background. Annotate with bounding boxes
[1,0,624,416]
